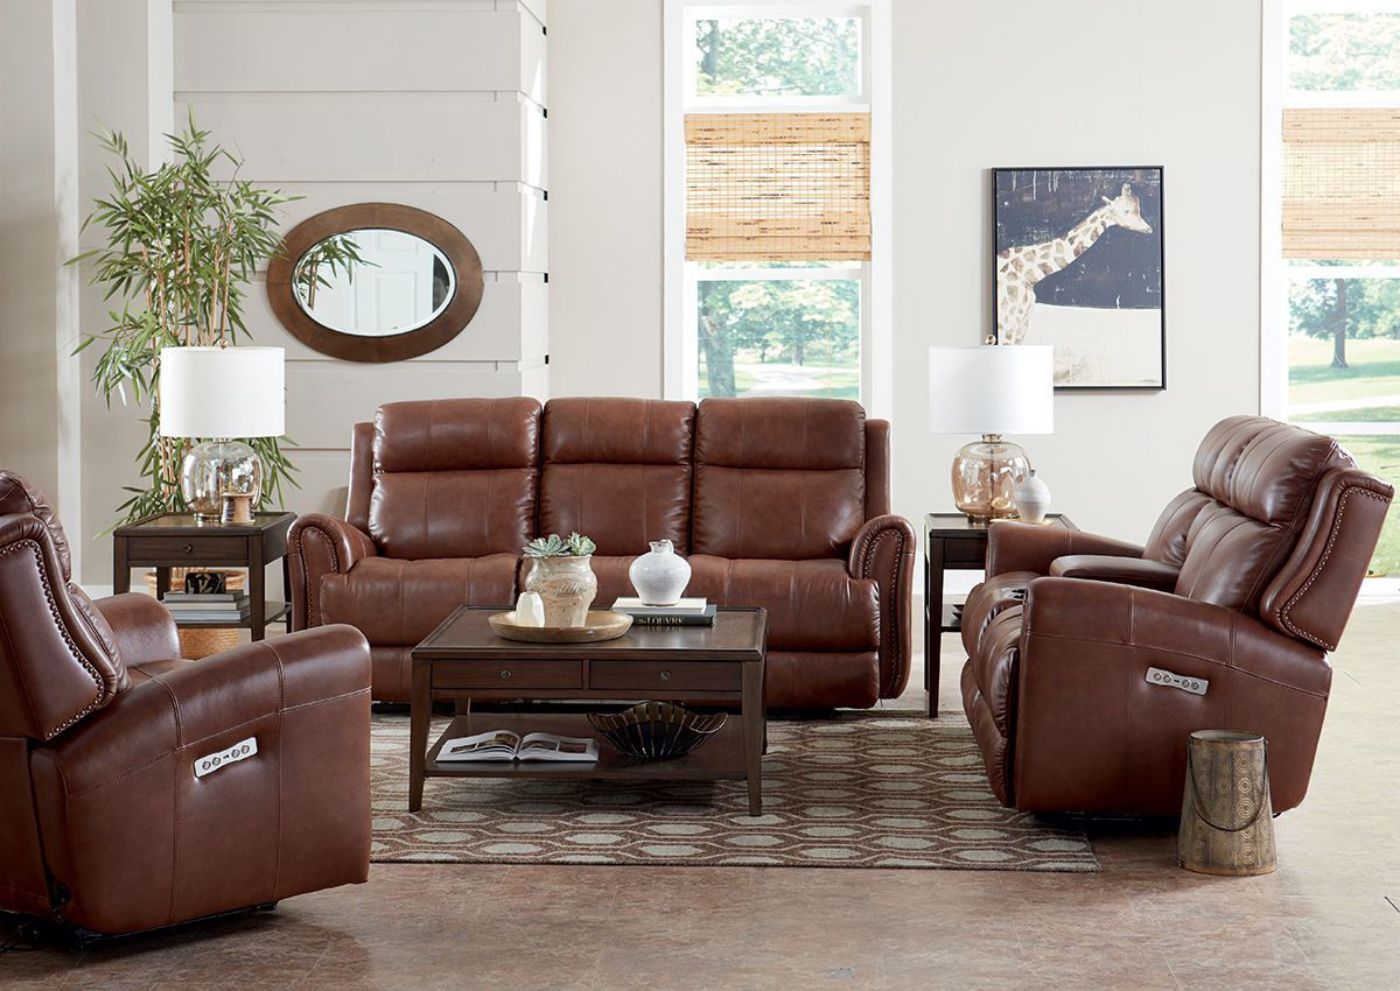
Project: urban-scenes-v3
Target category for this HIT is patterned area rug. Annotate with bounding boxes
[370,713,1098,872]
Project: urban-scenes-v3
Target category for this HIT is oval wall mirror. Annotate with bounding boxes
[267,203,484,362]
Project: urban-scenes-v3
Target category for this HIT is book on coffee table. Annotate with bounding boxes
[612,597,716,627]
[437,730,599,763]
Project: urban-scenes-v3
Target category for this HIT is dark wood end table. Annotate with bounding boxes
[409,606,769,815]
[112,511,296,640]
[923,513,1077,718]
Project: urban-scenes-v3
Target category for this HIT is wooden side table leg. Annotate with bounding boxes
[249,534,266,641]
[926,538,945,719]
[741,658,764,816]
[409,661,430,813]
[113,538,130,594]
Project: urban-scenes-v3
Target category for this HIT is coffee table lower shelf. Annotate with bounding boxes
[424,712,750,782]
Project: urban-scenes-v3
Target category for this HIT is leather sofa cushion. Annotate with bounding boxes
[320,555,519,645]
[539,396,696,555]
[369,399,540,559]
[1192,415,1348,526]
[692,399,866,559]
[687,555,878,652]
[374,398,540,473]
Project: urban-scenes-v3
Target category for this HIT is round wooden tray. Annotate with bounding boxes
[488,610,633,643]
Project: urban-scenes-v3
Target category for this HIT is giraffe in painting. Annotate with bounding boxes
[996,183,1153,344]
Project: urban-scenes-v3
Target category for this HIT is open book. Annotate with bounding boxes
[437,730,599,763]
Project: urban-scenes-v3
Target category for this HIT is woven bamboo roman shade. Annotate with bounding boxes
[1283,108,1400,259]
[685,112,871,261]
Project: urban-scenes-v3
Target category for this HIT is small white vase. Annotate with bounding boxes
[628,539,692,606]
[1014,469,1052,524]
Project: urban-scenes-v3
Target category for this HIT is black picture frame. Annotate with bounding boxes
[991,166,1166,391]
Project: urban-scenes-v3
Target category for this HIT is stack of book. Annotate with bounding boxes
[612,597,716,627]
[162,591,251,624]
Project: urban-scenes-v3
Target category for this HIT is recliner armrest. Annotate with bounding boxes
[848,514,916,699]
[93,592,181,666]
[1048,555,1180,592]
[985,522,1143,578]
[287,514,378,630]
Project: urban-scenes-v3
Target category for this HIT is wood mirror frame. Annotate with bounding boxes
[266,202,484,363]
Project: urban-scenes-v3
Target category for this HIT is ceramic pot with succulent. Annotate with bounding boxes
[523,532,598,628]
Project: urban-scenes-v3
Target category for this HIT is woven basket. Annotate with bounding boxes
[144,568,246,660]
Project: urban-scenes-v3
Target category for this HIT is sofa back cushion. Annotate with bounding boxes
[369,398,540,559]
[692,398,866,560]
[539,398,696,554]
[1173,416,1351,614]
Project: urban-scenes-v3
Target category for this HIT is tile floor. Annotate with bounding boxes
[5,601,1399,989]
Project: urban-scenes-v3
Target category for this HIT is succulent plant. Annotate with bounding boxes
[524,532,595,558]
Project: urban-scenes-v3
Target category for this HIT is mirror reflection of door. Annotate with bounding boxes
[296,229,456,337]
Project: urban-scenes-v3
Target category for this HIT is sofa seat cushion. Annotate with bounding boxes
[320,555,519,646]
[960,572,1035,656]
[686,555,879,653]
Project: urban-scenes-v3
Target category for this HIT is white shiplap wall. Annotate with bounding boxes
[172,0,550,520]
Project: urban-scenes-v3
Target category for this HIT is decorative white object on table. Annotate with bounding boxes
[514,591,545,627]
[1014,469,1052,524]
[628,539,692,606]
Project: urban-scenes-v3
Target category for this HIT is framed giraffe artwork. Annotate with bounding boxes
[993,166,1165,390]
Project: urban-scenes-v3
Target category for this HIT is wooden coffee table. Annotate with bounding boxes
[408,606,769,815]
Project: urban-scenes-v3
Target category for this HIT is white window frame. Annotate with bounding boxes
[663,0,892,418]
[1261,0,1400,435]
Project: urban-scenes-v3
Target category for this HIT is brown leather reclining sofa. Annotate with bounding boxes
[0,472,373,936]
[960,416,1393,816]
[289,396,915,709]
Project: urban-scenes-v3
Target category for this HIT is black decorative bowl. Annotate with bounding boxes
[587,702,727,761]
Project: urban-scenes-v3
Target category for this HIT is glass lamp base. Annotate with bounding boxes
[181,440,262,523]
[951,434,1030,524]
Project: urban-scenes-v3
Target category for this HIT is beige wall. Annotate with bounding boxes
[547,0,1263,545]
[548,0,664,398]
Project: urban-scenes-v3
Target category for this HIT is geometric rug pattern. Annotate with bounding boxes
[370,714,1099,872]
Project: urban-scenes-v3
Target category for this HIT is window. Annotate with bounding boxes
[1264,1,1400,575]
[664,1,890,412]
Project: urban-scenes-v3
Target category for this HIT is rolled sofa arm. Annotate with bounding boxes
[28,624,372,934]
[985,521,1143,578]
[1047,555,1180,592]
[1013,577,1330,814]
[848,514,916,699]
[93,592,181,666]
[288,513,378,630]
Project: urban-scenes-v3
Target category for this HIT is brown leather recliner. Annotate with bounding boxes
[0,472,373,937]
[960,416,1392,816]
[289,396,915,709]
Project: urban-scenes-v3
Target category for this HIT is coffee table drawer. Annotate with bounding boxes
[589,660,739,692]
[433,660,583,690]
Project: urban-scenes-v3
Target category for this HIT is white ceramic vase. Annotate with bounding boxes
[524,555,597,628]
[1014,469,1052,524]
[628,539,692,606]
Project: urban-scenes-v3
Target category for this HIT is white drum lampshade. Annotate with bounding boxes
[159,346,285,523]
[928,345,1054,523]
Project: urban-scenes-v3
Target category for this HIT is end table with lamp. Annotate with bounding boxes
[111,344,293,647]
[924,343,1056,716]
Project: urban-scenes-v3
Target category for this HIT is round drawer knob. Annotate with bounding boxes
[659,669,672,682]
[499,669,512,680]
[180,543,193,555]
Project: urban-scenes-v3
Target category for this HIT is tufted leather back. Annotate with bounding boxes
[539,398,696,555]
[691,398,867,559]
[0,473,128,739]
[369,398,541,559]
[1161,418,1362,621]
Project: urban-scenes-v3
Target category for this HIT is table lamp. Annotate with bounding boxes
[159,346,285,524]
[928,344,1053,523]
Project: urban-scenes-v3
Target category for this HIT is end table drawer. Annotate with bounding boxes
[434,660,583,690]
[590,660,739,692]
[125,536,247,563]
